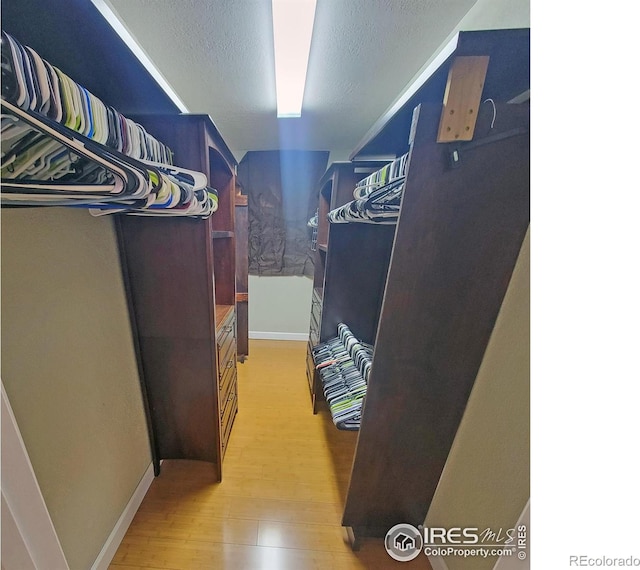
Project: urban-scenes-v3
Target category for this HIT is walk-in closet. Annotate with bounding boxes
[1,1,531,569]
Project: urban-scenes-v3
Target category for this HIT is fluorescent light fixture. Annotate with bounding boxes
[90,0,190,113]
[272,0,317,118]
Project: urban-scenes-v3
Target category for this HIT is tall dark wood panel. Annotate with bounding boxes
[235,193,249,362]
[119,114,239,481]
[305,29,530,544]
[343,101,529,539]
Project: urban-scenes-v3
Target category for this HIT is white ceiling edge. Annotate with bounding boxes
[351,0,531,158]
[92,0,190,112]
[350,31,461,158]
[95,0,529,159]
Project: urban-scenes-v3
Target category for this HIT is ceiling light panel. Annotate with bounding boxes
[272,0,317,118]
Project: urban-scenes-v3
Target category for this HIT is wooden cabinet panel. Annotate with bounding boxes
[119,217,214,340]
[118,114,239,481]
[136,336,219,464]
[235,194,249,361]
[342,102,530,535]
[305,29,530,545]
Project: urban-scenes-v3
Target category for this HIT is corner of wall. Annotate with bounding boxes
[424,229,530,570]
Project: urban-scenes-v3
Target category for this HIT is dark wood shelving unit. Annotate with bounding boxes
[118,114,239,481]
[306,162,364,411]
[3,1,245,482]
[306,28,530,545]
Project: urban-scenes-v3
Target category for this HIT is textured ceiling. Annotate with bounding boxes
[105,0,477,158]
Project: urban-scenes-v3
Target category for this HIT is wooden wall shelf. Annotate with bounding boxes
[212,231,235,239]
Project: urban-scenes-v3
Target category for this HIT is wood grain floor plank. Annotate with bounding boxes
[108,340,432,570]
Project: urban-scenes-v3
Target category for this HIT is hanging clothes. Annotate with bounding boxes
[1,31,217,218]
[327,153,409,225]
[312,323,373,430]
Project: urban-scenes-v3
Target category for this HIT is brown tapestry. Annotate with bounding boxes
[237,150,329,277]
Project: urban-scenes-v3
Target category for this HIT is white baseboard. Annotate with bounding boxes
[249,331,308,341]
[91,461,156,570]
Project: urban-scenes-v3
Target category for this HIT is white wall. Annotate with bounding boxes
[248,275,312,339]
[1,208,152,570]
[458,0,529,29]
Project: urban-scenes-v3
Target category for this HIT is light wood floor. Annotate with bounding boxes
[109,339,432,569]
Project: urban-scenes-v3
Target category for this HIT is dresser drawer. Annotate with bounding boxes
[311,296,321,324]
[218,337,236,377]
[216,324,236,360]
[220,376,237,421]
[217,317,236,379]
[309,310,320,340]
[311,299,321,321]
[220,384,238,456]
[217,309,235,344]
[217,319,235,345]
[306,342,316,393]
[219,363,236,411]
